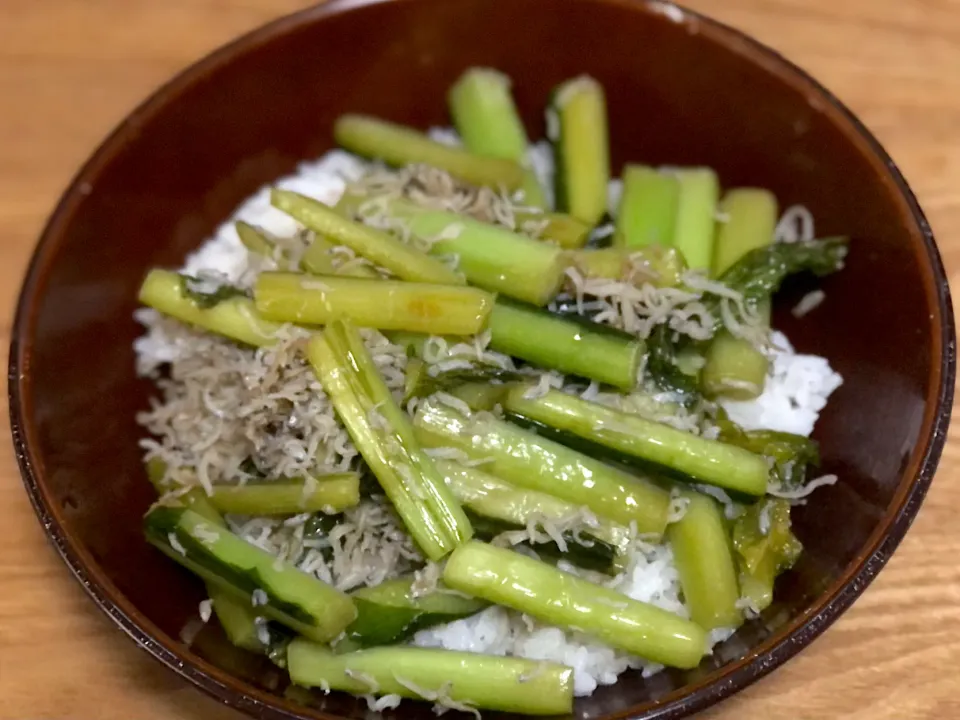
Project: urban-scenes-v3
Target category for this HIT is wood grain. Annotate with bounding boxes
[1,1,958,718]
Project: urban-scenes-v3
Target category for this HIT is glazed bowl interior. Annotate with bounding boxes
[11,0,953,719]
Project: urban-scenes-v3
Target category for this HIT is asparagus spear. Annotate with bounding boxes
[204,586,268,652]
[667,491,743,630]
[514,209,592,248]
[448,67,547,207]
[239,216,380,279]
[344,577,488,649]
[236,220,276,257]
[403,359,522,401]
[307,321,472,560]
[701,313,771,400]
[139,269,283,347]
[339,186,587,249]
[445,381,509,411]
[488,299,644,389]
[299,234,381,279]
[711,189,778,276]
[718,236,849,305]
[145,506,357,642]
[549,76,610,225]
[564,245,686,285]
[334,114,526,191]
[349,197,567,306]
[438,459,631,574]
[146,460,271,652]
[615,165,680,248]
[145,457,222,524]
[254,272,494,335]
[271,190,463,285]
[444,542,707,669]
[413,399,671,536]
[671,168,720,271]
[287,641,574,715]
[702,189,778,400]
[207,475,360,515]
[503,387,769,496]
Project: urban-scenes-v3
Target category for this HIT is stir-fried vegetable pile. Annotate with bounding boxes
[138,67,847,716]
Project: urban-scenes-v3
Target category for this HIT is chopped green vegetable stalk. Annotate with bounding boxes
[503,386,769,496]
[254,272,494,335]
[515,209,592,248]
[307,321,472,560]
[448,67,547,207]
[445,381,509,411]
[145,457,223,525]
[615,165,680,248]
[207,585,269,652]
[236,220,275,257]
[645,241,849,404]
[449,68,529,160]
[702,189,778,399]
[414,400,670,536]
[144,506,357,642]
[439,459,629,574]
[287,641,574,715]
[364,199,567,306]
[701,304,771,400]
[338,189,587,250]
[343,577,488,649]
[463,508,621,575]
[421,212,567,305]
[146,460,269,652]
[444,541,706,669]
[300,235,381,279]
[382,330,434,358]
[711,189,778,276]
[403,358,522,401]
[672,168,720,271]
[139,269,283,347]
[733,498,802,611]
[207,474,360,515]
[667,491,743,630]
[550,76,610,225]
[565,246,686,286]
[334,114,526,191]
[271,190,463,285]
[488,300,644,389]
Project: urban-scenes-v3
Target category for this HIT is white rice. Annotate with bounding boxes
[720,331,843,437]
[135,136,845,699]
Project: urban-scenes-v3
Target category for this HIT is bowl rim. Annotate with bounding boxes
[8,0,956,718]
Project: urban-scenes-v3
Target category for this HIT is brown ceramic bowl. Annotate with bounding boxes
[9,0,955,718]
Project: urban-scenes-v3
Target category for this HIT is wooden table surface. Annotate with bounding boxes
[2,1,960,718]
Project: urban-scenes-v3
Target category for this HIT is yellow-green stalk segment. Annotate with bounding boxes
[307,320,472,561]
[448,67,547,207]
[254,272,494,335]
[443,541,707,669]
[334,114,526,191]
[702,188,778,400]
[549,76,610,225]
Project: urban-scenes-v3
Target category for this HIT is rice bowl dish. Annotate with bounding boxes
[134,69,848,715]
